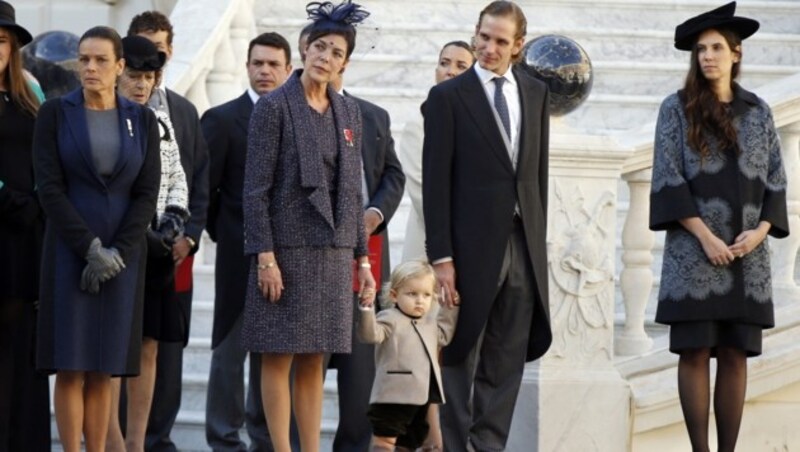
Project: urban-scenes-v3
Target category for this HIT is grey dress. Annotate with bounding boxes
[241,71,367,354]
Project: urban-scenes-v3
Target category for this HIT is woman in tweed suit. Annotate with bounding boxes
[242,2,376,450]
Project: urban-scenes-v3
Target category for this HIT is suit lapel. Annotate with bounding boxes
[283,72,335,229]
[62,90,106,186]
[235,92,253,135]
[457,70,514,174]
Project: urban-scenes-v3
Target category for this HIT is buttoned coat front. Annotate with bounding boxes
[33,89,161,375]
[358,306,459,405]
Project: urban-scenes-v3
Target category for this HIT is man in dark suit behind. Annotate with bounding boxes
[422,2,552,451]
[127,11,210,452]
[298,25,406,451]
[201,32,293,452]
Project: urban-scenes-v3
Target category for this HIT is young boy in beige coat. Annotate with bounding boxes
[358,260,459,451]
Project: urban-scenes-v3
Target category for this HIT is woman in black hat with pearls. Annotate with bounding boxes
[0,1,50,451]
[649,2,788,451]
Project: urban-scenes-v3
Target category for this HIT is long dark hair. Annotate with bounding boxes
[683,28,742,161]
[1,27,39,117]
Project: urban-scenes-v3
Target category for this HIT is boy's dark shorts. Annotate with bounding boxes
[367,402,431,449]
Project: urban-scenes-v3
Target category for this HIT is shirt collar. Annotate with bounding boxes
[474,63,516,88]
[247,87,260,104]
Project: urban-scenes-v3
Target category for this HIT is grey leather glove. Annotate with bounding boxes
[85,237,125,281]
[80,265,101,294]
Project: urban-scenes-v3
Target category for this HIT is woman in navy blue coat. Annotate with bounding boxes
[33,26,160,452]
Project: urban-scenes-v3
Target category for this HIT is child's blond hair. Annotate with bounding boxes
[380,260,438,309]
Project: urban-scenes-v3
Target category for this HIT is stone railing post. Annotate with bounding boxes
[616,169,654,355]
[508,134,632,452]
[772,121,800,293]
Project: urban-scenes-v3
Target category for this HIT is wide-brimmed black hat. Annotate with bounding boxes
[674,1,759,51]
[121,36,166,71]
[0,1,33,46]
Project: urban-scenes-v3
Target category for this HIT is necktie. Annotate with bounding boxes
[493,77,511,139]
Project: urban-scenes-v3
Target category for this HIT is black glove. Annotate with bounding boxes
[147,229,173,257]
[85,238,125,281]
[80,265,101,294]
[158,205,190,245]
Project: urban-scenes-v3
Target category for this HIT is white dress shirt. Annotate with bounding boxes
[473,63,521,167]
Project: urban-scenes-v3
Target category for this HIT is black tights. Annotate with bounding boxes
[678,347,747,452]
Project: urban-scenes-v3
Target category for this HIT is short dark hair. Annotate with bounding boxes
[80,26,123,61]
[248,32,292,65]
[128,11,174,45]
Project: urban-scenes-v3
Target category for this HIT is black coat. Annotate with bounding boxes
[164,89,209,344]
[422,66,552,365]
[202,92,252,348]
[347,93,405,287]
[166,89,209,245]
[0,96,43,301]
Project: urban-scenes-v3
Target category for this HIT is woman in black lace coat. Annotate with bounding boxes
[649,3,788,451]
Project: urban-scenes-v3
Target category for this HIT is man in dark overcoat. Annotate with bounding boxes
[202,32,292,452]
[127,11,210,452]
[422,2,552,450]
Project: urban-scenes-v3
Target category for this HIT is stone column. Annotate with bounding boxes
[772,121,800,296]
[616,169,654,355]
[508,134,632,452]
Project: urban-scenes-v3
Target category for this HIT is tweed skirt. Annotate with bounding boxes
[241,246,353,354]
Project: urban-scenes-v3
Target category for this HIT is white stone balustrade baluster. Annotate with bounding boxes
[230,0,255,91]
[185,70,211,117]
[206,31,239,108]
[616,169,654,355]
[772,121,800,292]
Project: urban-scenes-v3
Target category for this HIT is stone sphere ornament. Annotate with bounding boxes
[22,31,81,100]
[519,34,593,117]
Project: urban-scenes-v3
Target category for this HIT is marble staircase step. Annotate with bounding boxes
[261,16,800,66]
[336,53,798,98]
[257,0,800,37]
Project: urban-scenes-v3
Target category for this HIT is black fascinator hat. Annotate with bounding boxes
[674,1,759,51]
[122,36,166,71]
[305,1,370,58]
[0,0,33,46]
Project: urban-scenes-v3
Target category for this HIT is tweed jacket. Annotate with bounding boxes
[358,305,459,406]
[243,70,367,257]
[650,85,788,327]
